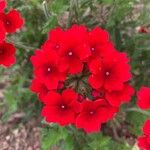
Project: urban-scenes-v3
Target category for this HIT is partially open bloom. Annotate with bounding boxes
[31,25,133,133]
[138,120,150,150]
[0,9,24,33]
[42,89,81,126]
[0,42,16,67]
[137,86,150,110]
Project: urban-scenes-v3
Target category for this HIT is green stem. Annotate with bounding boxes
[42,1,51,19]
[6,38,36,51]
[126,107,150,117]
[67,0,79,27]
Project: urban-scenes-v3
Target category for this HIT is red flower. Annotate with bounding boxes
[137,86,150,110]
[106,84,135,107]
[87,42,116,66]
[58,25,91,74]
[0,20,5,42]
[76,99,118,133]
[138,120,150,150]
[88,52,131,91]
[30,49,66,90]
[42,27,64,52]
[0,0,6,13]
[42,89,81,126]
[30,25,133,133]
[0,9,24,33]
[0,42,16,67]
[86,27,115,63]
[30,78,49,101]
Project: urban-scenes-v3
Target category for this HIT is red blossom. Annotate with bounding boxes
[88,52,131,91]
[137,86,150,110]
[106,84,135,107]
[42,27,64,52]
[0,0,6,13]
[30,49,66,90]
[58,25,91,74]
[76,99,118,133]
[0,9,24,33]
[138,120,150,150]
[30,25,133,133]
[0,42,16,67]
[86,27,115,64]
[42,89,81,126]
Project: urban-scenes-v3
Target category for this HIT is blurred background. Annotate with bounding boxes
[0,0,150,149]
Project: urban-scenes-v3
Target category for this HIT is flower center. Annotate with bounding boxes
[0,49,4,54]
[47,67,51,72]
[68,51,73,56]
[55,44,60,49]
[105,71,110,76]
[61,105,65,109]
[91,47,95,51]
[89,111,95,115]
[60,104,67,110]
[5,20,10,25]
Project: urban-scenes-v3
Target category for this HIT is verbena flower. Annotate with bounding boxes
[30,24,134,133]
[0,9,24,33]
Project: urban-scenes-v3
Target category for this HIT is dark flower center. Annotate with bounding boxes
[0,49,4,55]
[99,91,105,98]
[5,20,11,26]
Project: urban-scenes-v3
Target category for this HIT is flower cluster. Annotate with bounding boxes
[30,25,134,133]
[137,86,150,150]
[0,0,24,67]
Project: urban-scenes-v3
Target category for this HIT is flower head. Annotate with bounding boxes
[30,25,133,133]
